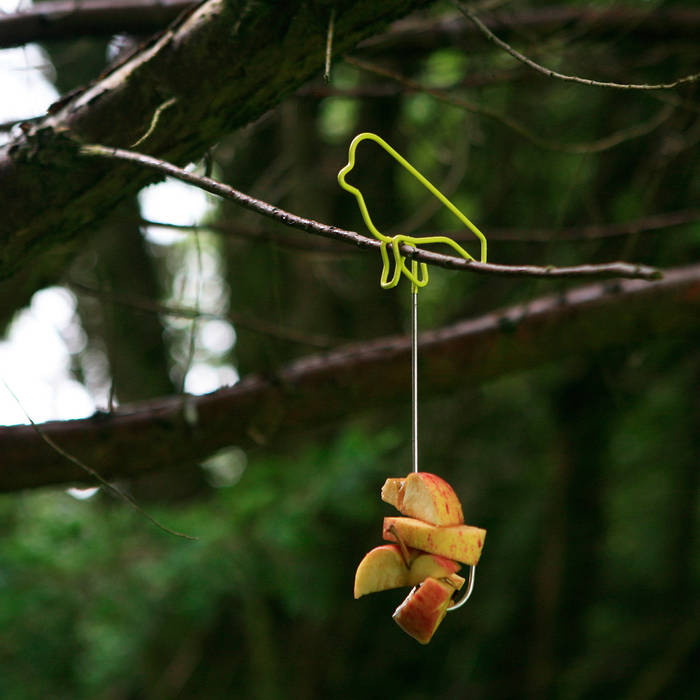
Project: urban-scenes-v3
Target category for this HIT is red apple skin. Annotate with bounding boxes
[405,472,464,525]
[381,472,464,526]
[392,577,455,644]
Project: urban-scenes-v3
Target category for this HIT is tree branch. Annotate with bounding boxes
[0,0,196,49]
[454,3,700,90]
[360,7,700,53]
[0,0,435,330]
[139,218,351,255]
[80,142,661,281]
[345,57,675,155]
[1,378,197,538]
[1,262,698,493]
[421,210,700,243]
[142,210,700,248]
[5,3,700,51]
[71,280,343,348]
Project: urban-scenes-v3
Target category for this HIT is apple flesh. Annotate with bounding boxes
[381,472,464,526]
[383,516,486,566]
[354,544,461,598]
[392,576,462,644]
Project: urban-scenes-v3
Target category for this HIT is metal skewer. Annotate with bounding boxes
[411,263,419,474]
[410,259,475,611]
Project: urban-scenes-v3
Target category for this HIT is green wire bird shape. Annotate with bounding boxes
[337,132,487,290]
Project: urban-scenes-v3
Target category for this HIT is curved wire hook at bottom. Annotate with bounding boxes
[447,565,476,612]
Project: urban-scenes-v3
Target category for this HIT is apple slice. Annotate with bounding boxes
[381,472,464,526]
[392,576,462,644]
[354,544,461,598]
[383,516,486,566]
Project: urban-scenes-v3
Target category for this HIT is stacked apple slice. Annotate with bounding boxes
[354,472,486,644]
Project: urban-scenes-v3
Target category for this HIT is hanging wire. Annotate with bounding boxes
[447,564,476,612]
[411,261,419,474]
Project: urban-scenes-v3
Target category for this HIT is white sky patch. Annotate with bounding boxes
[199,319,236,355]
[66,486,100,501]
[139,177,213,245]
[0,43,57,143]
[0,288,94,425]
[184,363,239,395]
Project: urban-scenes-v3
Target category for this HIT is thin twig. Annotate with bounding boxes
[1,379,197,540]
[455,2,700,90]
[324,8,335,82]
[131,97,177,148]
[79,143,661,281]
[346,56,675,155]
[140,218,351,255]
[143,210,700,246]
[71,281,342,348]
[425,209,700,243]
[178,225,203,393]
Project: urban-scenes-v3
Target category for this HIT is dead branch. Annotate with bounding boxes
[454,3,700,90]
[80,142,661,281]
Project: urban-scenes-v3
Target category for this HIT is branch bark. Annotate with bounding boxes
[0,0,195,49]
[0,0,434,330]
[2,263,698,493]
[361,6,700,53]
[4,2,700,51]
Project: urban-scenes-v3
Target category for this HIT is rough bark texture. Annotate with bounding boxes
[1,263,698,492]
[0,0,432,329]
[4,3,699,51]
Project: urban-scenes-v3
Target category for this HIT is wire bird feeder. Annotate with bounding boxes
[339,133,487,643]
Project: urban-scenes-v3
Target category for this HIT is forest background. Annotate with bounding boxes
[0,0,699,698]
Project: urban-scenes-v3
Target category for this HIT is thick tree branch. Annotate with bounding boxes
[360,7,700,52]
[0,0,196,49]
[80,142,661,281]
[1,263,698,493]
[4,3,700,50]
[0,0,434,330]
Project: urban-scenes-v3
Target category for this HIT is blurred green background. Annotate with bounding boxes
[1,0,699,698]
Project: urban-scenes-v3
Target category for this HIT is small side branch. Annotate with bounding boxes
[324,8,336,82]
[71,281,342,348]
[131,97,177,148]
[80,143,661,281]
[1,379,197,540]
[345,57,675,154]
[455,2,700,90]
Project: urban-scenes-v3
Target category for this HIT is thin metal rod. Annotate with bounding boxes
[411,264,419,474]
[447,565,476,612]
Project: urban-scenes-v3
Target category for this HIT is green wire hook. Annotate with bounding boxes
[337,132,487,290]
